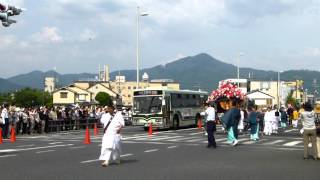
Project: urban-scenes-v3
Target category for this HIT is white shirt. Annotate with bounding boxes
[202,107,215,121]
[1,108,8,124]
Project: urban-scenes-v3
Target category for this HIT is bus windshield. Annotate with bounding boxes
[133,96,162,114]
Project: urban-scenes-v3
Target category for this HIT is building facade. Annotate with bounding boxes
[52,74,180,106]
[44,77,56,93]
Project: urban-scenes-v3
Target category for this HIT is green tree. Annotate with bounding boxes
[95,92,113,106]
[12,88,53,107]
[286,90,299,108]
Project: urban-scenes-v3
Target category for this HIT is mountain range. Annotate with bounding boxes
[1,53,320,93]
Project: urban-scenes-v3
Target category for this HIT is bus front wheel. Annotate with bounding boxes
[173,117,179,130]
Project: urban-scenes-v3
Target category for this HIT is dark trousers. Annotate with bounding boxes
[207,121,216,147]
[2,118,9,138]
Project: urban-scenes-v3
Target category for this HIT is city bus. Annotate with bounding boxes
[132,88,208,130]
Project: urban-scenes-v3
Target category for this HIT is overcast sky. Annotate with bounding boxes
[0,0,320,78]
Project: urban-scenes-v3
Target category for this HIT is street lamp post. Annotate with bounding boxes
[237,53,244,87]
[277,71,283,109]
[136,6,148,89]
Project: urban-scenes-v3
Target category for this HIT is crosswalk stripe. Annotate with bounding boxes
[283,141,302,146]
[167,137,197,142]
[215,138,226,142]
[146,136,183,141]
[264,140,285,145]
[185,138,205,142]
[284,129,298,133]
[189,132,204,135]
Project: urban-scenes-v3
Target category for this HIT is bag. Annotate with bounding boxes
[103,115,114,133]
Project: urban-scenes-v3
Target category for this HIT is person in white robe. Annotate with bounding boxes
[238,109,244,133]
[99,106,125,167]
[271,107,279,134]
[263,107,273,136]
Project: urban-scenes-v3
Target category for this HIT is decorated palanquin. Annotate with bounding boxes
[207,81,245,113]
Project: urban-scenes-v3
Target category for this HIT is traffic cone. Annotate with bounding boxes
[0,128,3,144]
[94,123,98,136]
[198,118,202,129]
[84,127,91,144]
[10,128,16,143]
[148,122,153,136]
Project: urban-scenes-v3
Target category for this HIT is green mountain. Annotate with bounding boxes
[4,53,320,92]
[0,78,24,93]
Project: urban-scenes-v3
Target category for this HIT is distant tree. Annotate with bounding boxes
[95,92,113,107]
[0,93,13,105]
[12,88,52,107]
[286,90,299,108]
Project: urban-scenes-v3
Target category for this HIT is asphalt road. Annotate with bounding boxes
[0,126,319,180]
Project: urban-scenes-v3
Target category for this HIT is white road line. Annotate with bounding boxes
[168,137,197,142]
[123,141,171,145]
[0,149,18,153]
[121,153,133,157]
[36,150,56,154]
[0,154,17,158]
[122,134,150,140]
[242,140,256,145]
[145,136,184,141]
[238,138,251,142]
[185,138,204,142]
[284,129,298,133]
[81,159,99,164]
[81,154,133,164]
[17,144,74,151]
[16,144,35,148]
[48,142,63,145]
[283,141,302,147]
[69,146,86,150]
[144,149,159,153]
[189,132,203,135]
[16,136,47,139]
[167,146,178,149]
[264,139,285,145]
[215,138,226,142]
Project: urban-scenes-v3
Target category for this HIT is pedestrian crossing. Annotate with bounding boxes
[119,132,304,149]
[9,128,305,150]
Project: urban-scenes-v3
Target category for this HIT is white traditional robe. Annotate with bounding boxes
[263,111,273,135]
[271,110,279,133]
[238,110,244,131]
[99,112,125,162]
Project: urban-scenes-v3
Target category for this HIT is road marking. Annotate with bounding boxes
[215,138,226,142]
[17,144,74,151]
[16,136,47,139]
[121,153,133,157]
[0,154,17,158]
[16,144,35,148]
[36,150,56,154]
[81,154,133,164]
[145,136,183,141]
[283,141,302,146]
[69,146,86,150]
[185,138,204,142]
[238,138,251,142]
[81,159,99,164]
[123,141,171,145]
[49,142,63,145]
[168,137,197,142]
[144,149,159,153]
[284,129,298,133]
[167,146,178,149]
[264,139,285,145]
[242,140,256,145]
[0,149,18,153]
[189,132,203,135]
